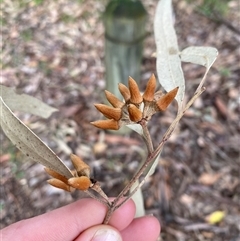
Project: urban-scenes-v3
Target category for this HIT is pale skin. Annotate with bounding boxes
[1,198,160,241]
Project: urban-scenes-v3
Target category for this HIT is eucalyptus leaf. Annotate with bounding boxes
[131,180,145,217]
[144,151,161,178]
[181,47,218,93]
[180,46,218,69]
[126,123,143,135]
[0,97,73,178]
[0,85,58,118]
[154,0,185,107]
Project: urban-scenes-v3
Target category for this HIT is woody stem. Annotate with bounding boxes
[141,119,154,153]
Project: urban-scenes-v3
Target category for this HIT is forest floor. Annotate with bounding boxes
[1,0,239,240]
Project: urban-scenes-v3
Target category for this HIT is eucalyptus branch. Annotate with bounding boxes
[86,186,111,207]
[103,86,207,224]
[113,123,154,200]
[141,119,154,153]
[118,87,207,210]
[103,133,154,224]
[104,146,157,223]
[103,151,156,224]
[103,204,115,224]
[104,121,154,217]
[85,190,110,207]
[0,56,213,229]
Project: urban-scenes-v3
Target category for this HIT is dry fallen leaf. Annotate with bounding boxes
[180,194,194,206]
[205,211,225,224]
[93,142,107,155]
[198,172,222,186]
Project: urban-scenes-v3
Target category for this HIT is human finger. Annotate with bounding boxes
[1,198,135,241]
[75,224,122,241]
[121,216,160,241]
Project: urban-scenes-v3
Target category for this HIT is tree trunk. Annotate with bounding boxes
[103,0,148,99]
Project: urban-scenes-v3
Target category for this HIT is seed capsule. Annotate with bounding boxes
[47,178,72,192]
[91,119,120,130]
[68,176,92,191]
[128,77,143,105]
[143,74,156,102]
[44,168,69,184]
[128,104,142,122]
[94,104,122,121]
[156,87,179,111]
[105,90,124,108]
[118,83,131,102]
[70,154,90,177]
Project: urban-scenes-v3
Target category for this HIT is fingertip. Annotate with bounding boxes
[121,215,161,241]
[108,199,136,230]
[75,225,122,241]
[145,215,161,235]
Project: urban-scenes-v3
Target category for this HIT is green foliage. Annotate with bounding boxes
[15,0,30,8]
[0,17,7,26]
[187,0,230,18]
[15,0,43,8]
[7,146,25,180]
[0,203,4,212]
[60,13,76,23]
[76,0,85,4]
[33,0,44,5]
[38,60,52,75]
[20,29,33,41]
[219,67,231,77]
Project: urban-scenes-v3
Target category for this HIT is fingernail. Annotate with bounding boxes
[92,228,122,241]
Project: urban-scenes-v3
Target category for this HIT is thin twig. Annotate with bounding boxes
[106,124,153,207]
[85,189,111,207]
[103,132,155,223]
[103,204,115,224]
[141,120,154,153]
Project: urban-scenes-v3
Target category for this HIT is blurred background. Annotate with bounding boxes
[1,0,239,240]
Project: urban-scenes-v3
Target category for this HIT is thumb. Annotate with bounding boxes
[75,224,123,241]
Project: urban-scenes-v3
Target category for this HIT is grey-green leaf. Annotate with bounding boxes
[180,46,218,68]
[131,180,145,217]
[0,97,73,179]
[127,123,143,136]
[0,85,58,118]
[154,0,185,106]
